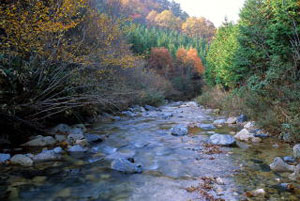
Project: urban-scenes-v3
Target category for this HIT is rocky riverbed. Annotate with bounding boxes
[0,101,299,200]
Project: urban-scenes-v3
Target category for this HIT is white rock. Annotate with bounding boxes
[170,125,188,136]
[244,121,256,129]
[234,129,255,142]
[252,189,266,197]
[226,117,237,124]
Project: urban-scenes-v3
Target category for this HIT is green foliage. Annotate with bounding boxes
[127,23,208,60]
[205,0,300,140]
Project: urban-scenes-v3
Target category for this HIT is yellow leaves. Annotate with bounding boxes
[182,17,216,40]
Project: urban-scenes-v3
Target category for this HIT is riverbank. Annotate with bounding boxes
[0,101,299,200]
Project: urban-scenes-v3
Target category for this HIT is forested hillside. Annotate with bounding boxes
[201,0,300,141]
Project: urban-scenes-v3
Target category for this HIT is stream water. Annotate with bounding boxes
[0,101,299,201]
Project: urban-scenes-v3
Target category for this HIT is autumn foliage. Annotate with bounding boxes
[148,47,174,75]
[176,48,205,74]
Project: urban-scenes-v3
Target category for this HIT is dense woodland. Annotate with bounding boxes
[0,0,299,143]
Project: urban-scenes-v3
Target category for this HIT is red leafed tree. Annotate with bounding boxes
[148,47,174,76]
[176,48,204,74]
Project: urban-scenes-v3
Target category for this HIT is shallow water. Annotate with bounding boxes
[0,102,299,201]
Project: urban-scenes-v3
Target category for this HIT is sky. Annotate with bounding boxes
[174,0,246,27]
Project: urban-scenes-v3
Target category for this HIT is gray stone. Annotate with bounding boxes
[68,145,88,152]
[22,136,56,147]
[91,144,117,154]
[11,154,33,166]
[67,133,84,142]
[244,121,256,129]
[69,127,84,135]
[270,157,295,172]
[53,147,63,154]
[289,164,300,181]
[279,133,293,143]
[226,117,237,124]
[71,124,87,132]
[198,124,216,130]
[293,144,300,159]
[0,153,11,163]
[209,134,236,146]
[144,105,157,111]
[213,119,226,125]
[85,133,103,143]
[111,158,142,173]
[51,123,71,134]
[170,125,188,136]
[33,150,61,162]
[254,133,269,138]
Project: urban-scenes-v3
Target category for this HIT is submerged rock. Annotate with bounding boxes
[22,136,56,147]
[11,154,33,166]
[198,124,216,130]
[0,153,11,163]
[111,158,142,173]
[170,125,188,136]
[85,133,104,143]
[209,134,236,146]
[293,144,300,159]
[33,149,61,162]
[270,157,295,172]
[91,144,117,154]
[68,145,88,152]
[213,119,226,125]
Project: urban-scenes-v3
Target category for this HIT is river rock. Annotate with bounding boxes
[51,124,72,134]
[234,129,261,143]
[293,144,300,159]
[237,114,248,123]
[85,133,104,143]
[209,134,236,146]
[198,124,216,130]
[67,133,84,143]
[11,154,33,166]
[33,149,61,162]
[213,119,226,125]
[170,125,188,136]
[22,136,56,147]
[226,117,237,124]
[251,189,266,197]
[0,153,11,163]
[91,144,117,154]
[289,164,300,181]
[75,139,89,147]
[68,145,88,152]
[283,156,296,164]
[121,111,136,117]
[111,158,142,173]
[270,157,295,172]
[71,124,87,132]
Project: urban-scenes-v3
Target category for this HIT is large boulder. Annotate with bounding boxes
[293,144,300,159]
[0,153,11,163]
[198,124,216,130]
[22,136,56,147]
[111,158,142,173]
[11,154,33,167]
[170,125,188,136]
[209,134,236,146]
[270,157,295,172]
[244,121,256,130]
